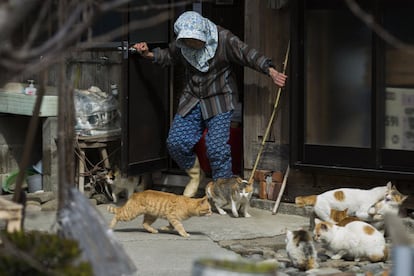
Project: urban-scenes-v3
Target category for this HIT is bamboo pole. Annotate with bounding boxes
[272,165,290,214]
[248,41,290,184]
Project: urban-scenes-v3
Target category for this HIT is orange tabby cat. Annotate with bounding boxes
[107,190,212,237]
[330,208,361,227]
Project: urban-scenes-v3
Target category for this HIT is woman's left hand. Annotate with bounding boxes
[269,68,287,87]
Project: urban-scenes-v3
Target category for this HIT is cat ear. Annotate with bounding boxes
[314,218,322,225]
[200,196,209,203]
[236,177,245,184]
[386,181,392,189]
[344,208,348,213]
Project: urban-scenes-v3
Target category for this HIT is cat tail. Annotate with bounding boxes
[307,257,319,270]
[107,205,119,214]
[382,246,389,262]
[295,195,317,207]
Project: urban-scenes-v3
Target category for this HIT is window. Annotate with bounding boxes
[291,0,414,175]
[383,4,414,151]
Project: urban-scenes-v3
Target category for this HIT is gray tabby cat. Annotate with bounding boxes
[205,177,253,217]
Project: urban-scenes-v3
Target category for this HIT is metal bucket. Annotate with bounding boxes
[27,174,42,193]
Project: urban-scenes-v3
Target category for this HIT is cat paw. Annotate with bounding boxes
[368,207,376,215]
[373,214,383,221]
[143,225,159,234]
[160,225,173,231]
[244,213,251,218]
[218,209,227,215]
[331,254,342,260]
[180,232,190,238]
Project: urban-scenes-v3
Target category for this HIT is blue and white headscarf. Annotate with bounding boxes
[174,11,218,72]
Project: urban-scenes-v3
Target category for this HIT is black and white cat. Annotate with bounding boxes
[105,168,143,203]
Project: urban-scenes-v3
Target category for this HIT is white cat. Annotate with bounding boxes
[296,182,407,229]
[285,229,319,271]
[313,218,388,262]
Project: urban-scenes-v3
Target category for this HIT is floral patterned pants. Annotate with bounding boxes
[166,104,233,180]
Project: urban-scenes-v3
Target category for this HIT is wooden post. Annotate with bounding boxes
[0,197,23,233]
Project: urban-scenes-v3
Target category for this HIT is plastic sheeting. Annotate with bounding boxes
[74,86,120,136]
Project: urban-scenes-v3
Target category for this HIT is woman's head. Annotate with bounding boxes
[173,11,218,72]
[182,38,205,49]
[174,11,210,48]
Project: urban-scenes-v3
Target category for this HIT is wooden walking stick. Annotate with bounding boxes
[248,41,290,184]
[272,165,290,214]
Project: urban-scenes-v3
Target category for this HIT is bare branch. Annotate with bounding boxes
[0,0,40,42]
[22,0,53,51]
[78,10,172,48]
[101,0,197,13]
[0,0,203,85]
[345,0,414,55]
[10,3,93,60]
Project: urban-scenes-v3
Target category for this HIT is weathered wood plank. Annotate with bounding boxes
[243,1,290,170]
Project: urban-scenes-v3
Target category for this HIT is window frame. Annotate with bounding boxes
[290,0,414,178]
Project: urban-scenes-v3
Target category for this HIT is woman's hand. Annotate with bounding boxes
[269,67,287,87]
[133,42,154,59]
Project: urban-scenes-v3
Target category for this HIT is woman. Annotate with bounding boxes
[133,11,287,197]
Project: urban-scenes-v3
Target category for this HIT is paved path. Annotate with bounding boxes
[24,204,309,276]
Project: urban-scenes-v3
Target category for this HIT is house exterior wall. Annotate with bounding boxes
[242,1,413,211]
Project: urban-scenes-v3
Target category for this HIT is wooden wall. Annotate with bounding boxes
[243,1,290,174]
[66,50,123,94]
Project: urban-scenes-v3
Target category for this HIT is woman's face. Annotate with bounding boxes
[182,38,205,49]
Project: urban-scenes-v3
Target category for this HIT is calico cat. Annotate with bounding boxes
[205,177,253,218]
[105,168,142,203]
[368,194,403,231]
[313,218,388,262]
[107,190,212,237]
[317,198,400,230]
[369,187,404,220]
[285,229,319,271]
[296,182,407,227]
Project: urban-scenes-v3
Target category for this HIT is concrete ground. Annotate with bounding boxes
[23,200,309,276]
